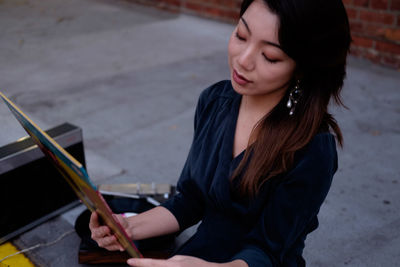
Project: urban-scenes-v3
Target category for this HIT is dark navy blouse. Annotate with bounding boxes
[161,80,338,267]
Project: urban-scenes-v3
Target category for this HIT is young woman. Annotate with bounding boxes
[89,0,351,266]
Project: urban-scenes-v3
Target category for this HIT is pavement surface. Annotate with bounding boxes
[0,0,399,266]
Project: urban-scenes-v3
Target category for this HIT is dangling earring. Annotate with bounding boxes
[286,80,302,116]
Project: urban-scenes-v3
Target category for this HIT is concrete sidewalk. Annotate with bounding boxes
[0,0,399,266]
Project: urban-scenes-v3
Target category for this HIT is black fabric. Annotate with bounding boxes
[161,80,338,267]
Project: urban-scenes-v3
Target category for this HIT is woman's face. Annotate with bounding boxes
[228,0,296,100]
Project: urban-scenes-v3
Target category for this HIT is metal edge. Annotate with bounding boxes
[0,127,83,175]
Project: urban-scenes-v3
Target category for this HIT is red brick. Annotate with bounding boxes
[364,24,387,38]
[216,8,240,21]
[346,7,358,19]
[379,28,400,41]
[201,6,238,20]
[163,0,180,6]
[350,21,364,34]
[375,40,400,54]
[235,0,242,9]
[391,0,400,10]
[351,23,392,40]
[184,1,204,12]
[359,10,395,25]
[353,0,369,7]
[343,0,353,5]
[352,36,374,47]
[203,6,224,17]
[225,9,240,20]
[201,0,219,4]
[202,0,238,9]
[371,0,389,9]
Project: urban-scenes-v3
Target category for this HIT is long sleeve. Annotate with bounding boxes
[161,83,220,231]
[231,133,338,267]
[161,158,205,230]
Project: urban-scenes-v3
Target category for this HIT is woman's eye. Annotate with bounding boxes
[235,32,246,41]
[262,53,278,64]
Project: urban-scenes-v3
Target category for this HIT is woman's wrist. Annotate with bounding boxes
[125,215,138,240]
[217,260,248,267]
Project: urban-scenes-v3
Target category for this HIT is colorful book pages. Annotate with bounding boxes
[0,92,142,259]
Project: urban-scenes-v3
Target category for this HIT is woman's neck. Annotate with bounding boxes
[240,92,283,123]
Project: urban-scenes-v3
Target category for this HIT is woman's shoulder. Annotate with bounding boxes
[270,132,339,199]
[306,132,337,159]
[292,132,338,181]
[194,80,238,122]
[198,80,237,105]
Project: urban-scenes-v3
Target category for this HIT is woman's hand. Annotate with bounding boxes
[88,211,127,251]
[127,256,248,267]
[88,206,180,251]
[127,255,218,267]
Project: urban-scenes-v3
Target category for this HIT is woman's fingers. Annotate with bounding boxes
[89,211,100,229]
[127,255,210,267]
[95,232,124,251]
[91,225,111,240]
[97,234,116,247]
[102,239,124,251]
[88,211,126,251]
[127,258,172,267]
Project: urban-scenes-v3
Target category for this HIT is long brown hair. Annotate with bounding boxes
[231,0,351,198]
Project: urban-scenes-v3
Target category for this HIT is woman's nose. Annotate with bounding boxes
[238,46,256,71]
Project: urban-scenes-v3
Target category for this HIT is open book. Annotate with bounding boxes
[0,92,142,259]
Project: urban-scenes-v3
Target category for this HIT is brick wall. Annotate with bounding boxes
[128,0,400,69]
[345,0,400,68]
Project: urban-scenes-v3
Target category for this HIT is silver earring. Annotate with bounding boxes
[286,80,302,116]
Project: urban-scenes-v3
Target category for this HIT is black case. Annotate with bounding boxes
[0,123,85,244]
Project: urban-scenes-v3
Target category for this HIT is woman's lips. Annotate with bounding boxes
[232,69,252,86]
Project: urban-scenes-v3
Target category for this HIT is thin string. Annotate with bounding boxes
[0,229,75,263]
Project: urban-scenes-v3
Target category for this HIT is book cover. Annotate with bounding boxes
[0,92,142,259]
